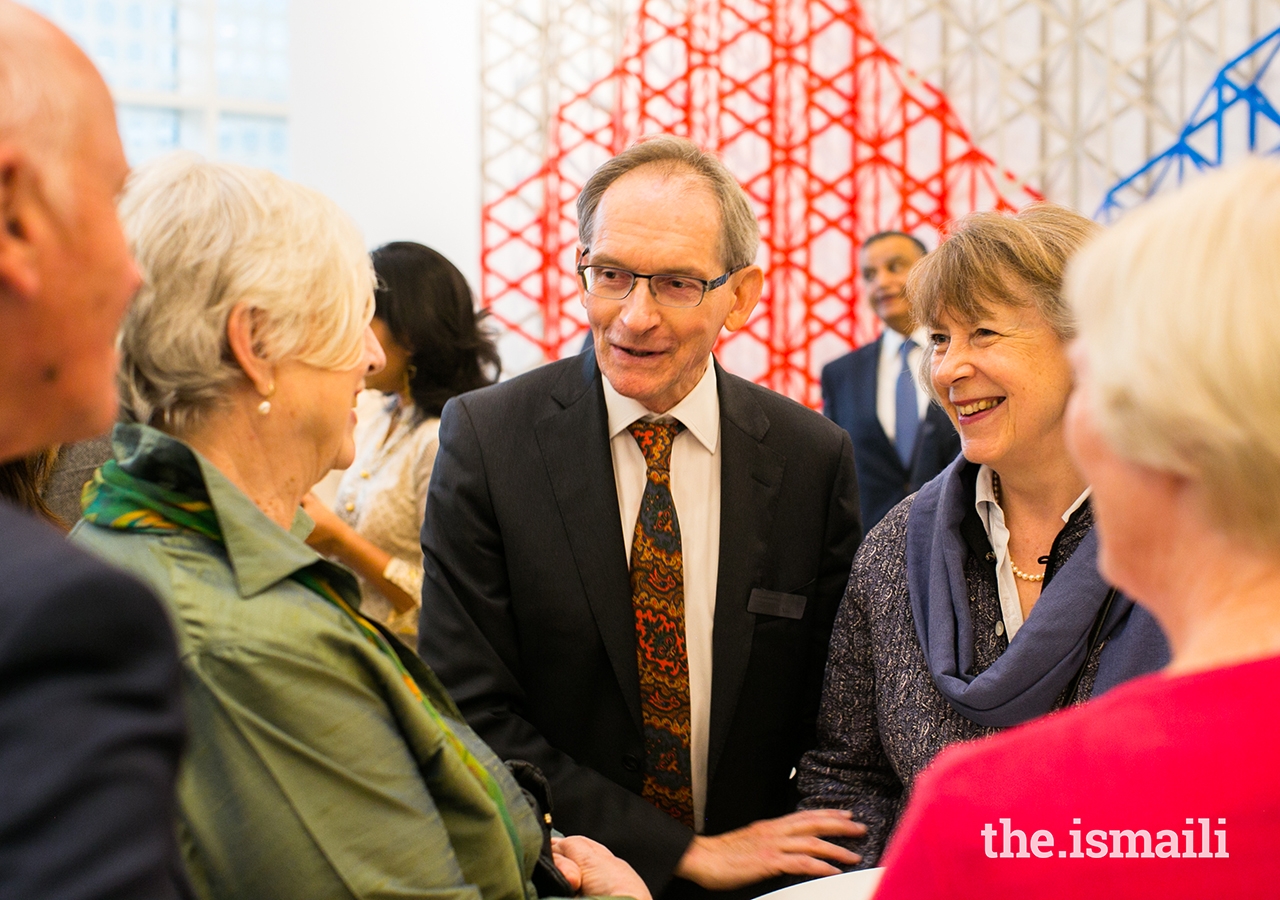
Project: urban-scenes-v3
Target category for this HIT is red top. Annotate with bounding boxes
[874,653,1280,898]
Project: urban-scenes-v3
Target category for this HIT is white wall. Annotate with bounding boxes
[290,0,483,288]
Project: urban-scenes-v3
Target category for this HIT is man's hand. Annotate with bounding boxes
[673,809,866,891]
[552,834,654,900]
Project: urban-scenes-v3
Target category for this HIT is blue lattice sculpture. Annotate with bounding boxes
[1098,26,1280,221]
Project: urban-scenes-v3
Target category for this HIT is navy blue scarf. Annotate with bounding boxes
[906,456,1168,728]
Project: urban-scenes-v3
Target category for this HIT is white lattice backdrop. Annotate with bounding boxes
[861,0,1280,214]
[481,0,634,375]
[480,0,1280,392]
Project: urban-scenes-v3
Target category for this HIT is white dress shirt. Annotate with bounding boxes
[875,325,931,443]
[974,464,1092,641]
[602,359,720,833]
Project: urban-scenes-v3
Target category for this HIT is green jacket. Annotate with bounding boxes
[73,425,544,900]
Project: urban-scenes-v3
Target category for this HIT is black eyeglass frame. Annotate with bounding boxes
[576,259,746,309]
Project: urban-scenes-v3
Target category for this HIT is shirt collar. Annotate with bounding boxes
[195,453,322,599]
[114,423,325,599]
[974,464,1093,525]
[602,355,720,453]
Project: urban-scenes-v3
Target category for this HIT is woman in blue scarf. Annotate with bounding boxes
[796,204,1169,867]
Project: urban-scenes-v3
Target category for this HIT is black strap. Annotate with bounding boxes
[1062,587,1118,706]
[505,759,574,897]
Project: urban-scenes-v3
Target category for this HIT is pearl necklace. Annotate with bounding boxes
[992,472,1045,583]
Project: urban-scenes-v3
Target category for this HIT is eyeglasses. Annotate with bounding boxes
[577,262,744,309]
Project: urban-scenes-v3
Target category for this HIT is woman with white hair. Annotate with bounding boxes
[872,158,1280,897]
[71,155,648,900]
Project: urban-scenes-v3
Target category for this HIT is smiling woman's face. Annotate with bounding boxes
[927,295,1073,478]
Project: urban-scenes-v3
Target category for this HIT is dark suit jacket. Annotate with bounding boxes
[821,338,961,530]
[0,501,189,899]
[419,352,861,898]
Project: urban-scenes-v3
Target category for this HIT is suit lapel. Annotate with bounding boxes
[856,336,902,464]
[707,366,785,784]
[534,353,643,733]
[911,401,962,481]
[853,336,882,419]
[922,402,953,447]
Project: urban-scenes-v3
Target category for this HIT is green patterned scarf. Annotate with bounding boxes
[82,458,527,881]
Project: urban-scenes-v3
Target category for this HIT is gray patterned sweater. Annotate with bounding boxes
[796,492,1102,866]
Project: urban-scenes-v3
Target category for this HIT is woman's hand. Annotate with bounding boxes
[299,492,418,615]
[301,492,349,556]
[551,835,652,900]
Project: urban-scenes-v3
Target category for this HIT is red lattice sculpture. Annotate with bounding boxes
[482,0,1041,407]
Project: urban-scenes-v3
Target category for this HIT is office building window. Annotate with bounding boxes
[20,0,290,174]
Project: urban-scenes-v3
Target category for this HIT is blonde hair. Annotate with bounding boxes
[908,203,1101,340]
[118,153,375,434]
[1065,158,1280,550]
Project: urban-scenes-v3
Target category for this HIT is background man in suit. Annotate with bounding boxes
[420,136,864,899]
[820,232,961,531]
[0,5,188,897]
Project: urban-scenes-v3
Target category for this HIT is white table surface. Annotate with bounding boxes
[758,869,884,900]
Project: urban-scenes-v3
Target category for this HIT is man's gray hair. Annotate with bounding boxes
[576,136,761,271]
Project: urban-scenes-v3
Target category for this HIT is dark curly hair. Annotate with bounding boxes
[371,242,500,420]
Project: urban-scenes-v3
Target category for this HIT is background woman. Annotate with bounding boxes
[72,154,645,900]
[873,157,1280,899]
[303,241,499,641]
[797,204,1168,864]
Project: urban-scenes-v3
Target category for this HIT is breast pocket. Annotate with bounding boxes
[747,588,808,620]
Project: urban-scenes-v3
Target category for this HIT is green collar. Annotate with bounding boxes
[111,423,329,599]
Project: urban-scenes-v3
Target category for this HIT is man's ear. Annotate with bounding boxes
[723,265,763,332]
[225,302,276,397]
[0,148,48,300]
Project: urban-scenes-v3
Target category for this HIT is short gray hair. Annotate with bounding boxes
[1066,158,1280,551]
[576,135,760,271]
[907,203,1101,341]
[117,153,375,434]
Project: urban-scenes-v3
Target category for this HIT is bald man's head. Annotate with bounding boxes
[0,1,139,459]
[0,2,109,204]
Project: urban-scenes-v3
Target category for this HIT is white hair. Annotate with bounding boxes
[117,153,375,433]
[1065,157,1280,549]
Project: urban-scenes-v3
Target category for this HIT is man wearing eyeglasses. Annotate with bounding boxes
[419,136,864,899]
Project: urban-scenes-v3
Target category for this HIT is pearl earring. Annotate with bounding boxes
[258,382,275,416]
